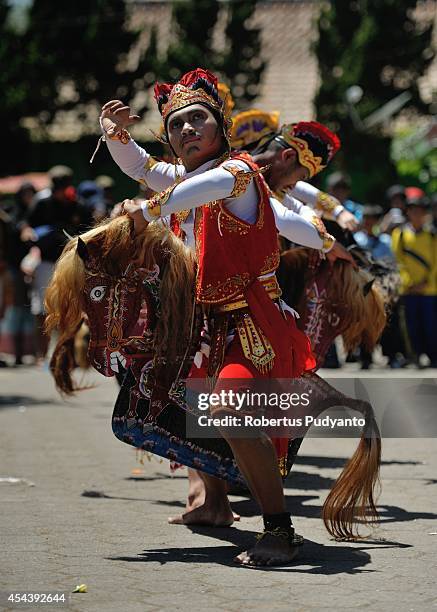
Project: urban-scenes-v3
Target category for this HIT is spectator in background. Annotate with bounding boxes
[375,202,409,369]
[380,206,406,236]
[405,186,426,204]
[386,184,406,212]
[354,204,394,261]
[326,172,363,224]
[0,205,13,366]
[0,183,36,364]
[323,172,363,368]
[354,205,397,369]
[77,180,106,222]
[30,164,69,205]
[380,184,407,235]
[12,183,37,226]
[23,166,94,362]
[95,175,116,216]
[391,196,437,368]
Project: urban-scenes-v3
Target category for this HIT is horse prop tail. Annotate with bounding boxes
[322,402,381,540]
[48,320,94,395]
[44,237,92,395]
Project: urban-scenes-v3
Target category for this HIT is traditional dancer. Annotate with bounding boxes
[233,115,388,366]
[107,69,325,566]
[99,84,342,524]
[100,96,384,371]
[229,108,359,234]
[83,68,380,566]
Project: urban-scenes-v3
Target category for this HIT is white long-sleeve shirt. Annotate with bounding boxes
[291,182,344,220]
[103,134,332,251]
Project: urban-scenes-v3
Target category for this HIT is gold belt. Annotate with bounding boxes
[214,276,281,313]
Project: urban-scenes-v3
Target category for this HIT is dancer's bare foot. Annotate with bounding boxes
[186,469,205,511]
[168,498,236,527]
[168,503,241,527]
[183,488,240,521]
[234,533,302,567]
[169,468,240,525]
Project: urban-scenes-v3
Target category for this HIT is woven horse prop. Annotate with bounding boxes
[46,216,244,485]
[277,246,392,368]
[46,216,381,540]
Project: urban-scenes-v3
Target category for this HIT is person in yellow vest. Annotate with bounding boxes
[391,196,437,367]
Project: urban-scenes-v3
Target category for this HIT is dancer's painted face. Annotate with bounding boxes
[166,104,224,170]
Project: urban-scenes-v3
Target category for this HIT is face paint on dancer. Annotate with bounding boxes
[166,103,225,171]
[154,68,232,172]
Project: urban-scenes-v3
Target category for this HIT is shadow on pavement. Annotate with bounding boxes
[228,494,437,525]
[123,475,179,482]
[377,504,437,524]
[285,470,336,490]
[0,394,56,410]
[150,499,186,508]
[108,525,410,573]
[294,454,425,469]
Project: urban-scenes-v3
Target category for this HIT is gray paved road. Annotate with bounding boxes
[1,367,436,612]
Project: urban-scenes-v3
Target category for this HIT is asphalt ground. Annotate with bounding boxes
[1,365,437,612]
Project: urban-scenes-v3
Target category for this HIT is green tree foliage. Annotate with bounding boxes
[0,0,32,167]
[165,0,221,76]
[141,0,220,88]
[314,0,434,200]
[143,0,264,109]
[218,0,265,108]
[1,0,144,172]
[1,0,265,173]
[24,0,145,123]
[392,124,437,194]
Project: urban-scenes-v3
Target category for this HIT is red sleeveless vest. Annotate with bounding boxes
[172,152,315,379]
[194,152,280,305]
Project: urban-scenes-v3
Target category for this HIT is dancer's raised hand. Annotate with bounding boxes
[101,100,141,131]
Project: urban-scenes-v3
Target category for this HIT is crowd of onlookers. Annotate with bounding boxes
[0,165,436,370]
[323,173,437,370]
[0,166,117,366]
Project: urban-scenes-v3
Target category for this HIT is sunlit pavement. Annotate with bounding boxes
[1,366,436,612]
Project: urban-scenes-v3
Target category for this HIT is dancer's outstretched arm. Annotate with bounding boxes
[274,193,320,222]
[121,156,335,252]
[270,197,334,252]
[100,100,185,192]
[289,183,358,231]
[290,182,342,218]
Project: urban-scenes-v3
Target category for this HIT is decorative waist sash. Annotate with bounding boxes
[203,275,287,379]
[212,275,282,314]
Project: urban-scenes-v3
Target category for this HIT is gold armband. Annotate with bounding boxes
[315,192,341,219]
[144,156,159,172]
[144,182,178,218]
[322,233,335,251]
[223,165,260,199]
[310,214,335,252]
